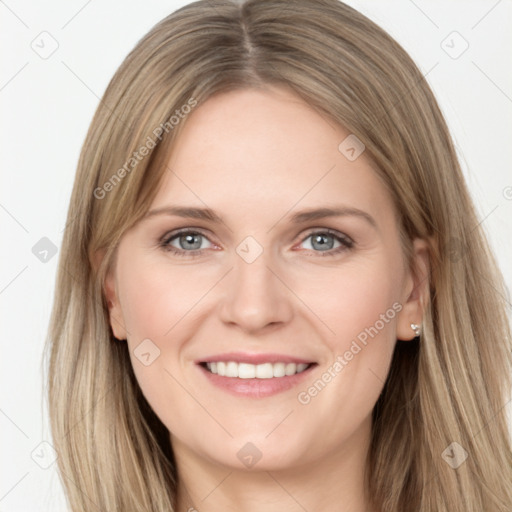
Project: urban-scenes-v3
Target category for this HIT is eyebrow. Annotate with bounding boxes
[143,205,377,229]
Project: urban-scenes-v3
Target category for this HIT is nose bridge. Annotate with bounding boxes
[219,237,293,332]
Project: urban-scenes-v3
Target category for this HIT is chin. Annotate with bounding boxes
[199,434,311,472]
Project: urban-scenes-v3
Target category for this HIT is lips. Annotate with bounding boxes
[195,352,318,398]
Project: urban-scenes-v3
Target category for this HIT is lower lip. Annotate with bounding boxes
[197,363,317,398]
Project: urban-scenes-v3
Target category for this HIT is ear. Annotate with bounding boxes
[396,238,431,341]
[93,248,128,341]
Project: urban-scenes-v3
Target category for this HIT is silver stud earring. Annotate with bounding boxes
[411,323,421,337]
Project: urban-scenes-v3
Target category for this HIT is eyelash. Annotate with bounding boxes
[159,227,354,258]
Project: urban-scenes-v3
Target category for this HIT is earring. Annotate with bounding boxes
[410,323,421,337]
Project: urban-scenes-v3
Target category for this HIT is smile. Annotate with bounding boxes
[204,361,311,378]
[196,354,318,398]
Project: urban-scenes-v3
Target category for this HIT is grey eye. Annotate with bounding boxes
[180,233,202,250]
[169,232,212,251]
[303,233,340,251]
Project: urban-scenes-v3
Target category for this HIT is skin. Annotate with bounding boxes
[102,85,429,512]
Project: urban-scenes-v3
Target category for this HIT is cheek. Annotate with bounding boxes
[299,257,402,354]
[115,252,220,425]
[292,254,403,436]
[118,253,217,340]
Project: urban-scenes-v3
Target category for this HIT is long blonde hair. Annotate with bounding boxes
[45,0,512,510]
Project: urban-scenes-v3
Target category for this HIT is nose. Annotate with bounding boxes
[218,248,294,334]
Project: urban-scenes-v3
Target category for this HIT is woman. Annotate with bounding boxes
[45,0,512,510]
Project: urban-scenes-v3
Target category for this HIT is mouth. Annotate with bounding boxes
[199,361,315,378]
[195,353,318,398]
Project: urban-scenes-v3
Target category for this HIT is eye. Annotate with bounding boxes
[160,229,215,256]
[298,229,354,255]
[159,227,354,258]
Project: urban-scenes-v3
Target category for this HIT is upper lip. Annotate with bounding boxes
[196,352,316,365]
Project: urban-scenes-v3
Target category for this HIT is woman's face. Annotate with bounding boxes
[105,85,426,472]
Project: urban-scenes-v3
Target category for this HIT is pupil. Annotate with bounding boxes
[312,234,333,251]
[181,233,201,250]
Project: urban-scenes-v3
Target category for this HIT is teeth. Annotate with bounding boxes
[239,363,256,378]
[226,361,238,377]
[205,361,310,378]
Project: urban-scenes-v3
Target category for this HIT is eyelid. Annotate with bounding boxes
[160,226,352,244]
[160,226,216,244]
[159,227,219,258]
[295,227,354,247]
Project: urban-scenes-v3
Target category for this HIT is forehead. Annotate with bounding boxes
[150,86,395,227]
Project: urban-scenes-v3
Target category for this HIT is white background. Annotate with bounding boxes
[1,1,511,510]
